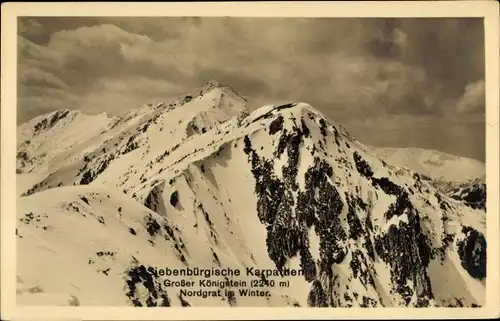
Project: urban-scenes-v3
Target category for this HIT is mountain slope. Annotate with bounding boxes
[16,109,120,174]
[17,185,300,307]
[16,84,487,307]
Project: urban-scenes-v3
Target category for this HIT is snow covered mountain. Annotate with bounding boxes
[371,147,486,211]
[371,147,485,183]
[16,82,486,307]
[16,109,121,175]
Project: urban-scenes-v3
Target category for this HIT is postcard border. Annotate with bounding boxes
[1,1,499,320]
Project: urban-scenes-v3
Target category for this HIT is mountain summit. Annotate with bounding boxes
[16,83,486,307]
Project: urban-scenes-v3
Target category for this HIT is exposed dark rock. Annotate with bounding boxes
[360,296,377,307]
[307,280,328,307]
[274,129,291,159]
[299,247,316,282]
[269,115,284,135]
[34,118,48,133]
[353,152,374,178]
[170,191,179,207]
[178,294,191,307]
[33,110,70,133]
[80,170,93,185]
[350,249,375,289]
[198,203,213,226]
[371,177,403,196]
[346,194,364,240]
[79,153,116,185]
[302,158,347,269]
[274,102,297,111]
[226,288,237,306]
[364,236,376,261]
[457,226,486,279]
[385,191,412,221]
[281,127,304,191]
[450,184,486,210]
[17,151,29,161]
[318,118,328,137]
[251,112,274,124]
[124,264,171,307]
[97,216,105,225]
[374,213,433,306]
[122,135,139,155]
[144,214,161,237]
[144,185,166,215]
[301,118,311,137]
[50,109,70,127]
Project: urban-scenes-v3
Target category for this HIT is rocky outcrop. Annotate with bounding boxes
[449,183,486,211]
[239,105,486,307]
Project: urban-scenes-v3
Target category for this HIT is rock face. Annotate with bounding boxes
[16,82,486,307]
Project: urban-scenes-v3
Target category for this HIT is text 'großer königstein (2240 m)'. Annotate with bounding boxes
[147,267,305,299]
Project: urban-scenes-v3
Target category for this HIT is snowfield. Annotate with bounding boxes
[16,81,487,307]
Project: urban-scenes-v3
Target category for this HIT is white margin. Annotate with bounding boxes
[1,1,499,320]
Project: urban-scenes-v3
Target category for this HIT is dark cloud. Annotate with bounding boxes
[388,19,484,98]
[18,17,186,44]
[19,67,69,90]
[300,18,485,99]
[344,114,485,162]
[18,23,191,94]
[18,17,109,45]
[16,17,485,161]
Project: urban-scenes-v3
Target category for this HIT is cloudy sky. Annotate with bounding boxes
[17,17,485,161]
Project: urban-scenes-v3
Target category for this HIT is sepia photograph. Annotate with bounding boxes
[1,1,499,320]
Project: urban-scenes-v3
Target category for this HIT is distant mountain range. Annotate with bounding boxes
[372,147,486,211]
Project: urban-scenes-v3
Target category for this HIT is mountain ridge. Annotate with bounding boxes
[16,83,487,307]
